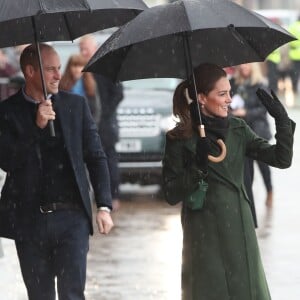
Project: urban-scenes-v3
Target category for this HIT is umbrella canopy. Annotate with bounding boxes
[0,0,148,47]
[84,0,296,82]
[84,0,296,163]
[0,0,147,136]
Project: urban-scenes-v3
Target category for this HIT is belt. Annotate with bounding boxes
[39,202,81,214]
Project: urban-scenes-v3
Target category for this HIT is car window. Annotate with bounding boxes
[123,78,180,91]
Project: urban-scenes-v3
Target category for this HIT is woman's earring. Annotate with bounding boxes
[198,95,205,109]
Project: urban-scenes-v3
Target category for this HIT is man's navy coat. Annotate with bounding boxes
[0,89,112,240]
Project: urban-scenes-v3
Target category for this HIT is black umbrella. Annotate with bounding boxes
[0,0,148,47]
[0,0,148,135]
[84,0,296,161]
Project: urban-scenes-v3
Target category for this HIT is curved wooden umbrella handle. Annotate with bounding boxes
[208,139,227,163]
[198,125,227,163]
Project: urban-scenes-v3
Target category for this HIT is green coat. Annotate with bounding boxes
[162,117,295,300]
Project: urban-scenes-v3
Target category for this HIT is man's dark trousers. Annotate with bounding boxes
[15,209,89,300]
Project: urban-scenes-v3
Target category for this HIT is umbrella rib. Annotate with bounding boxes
[82,0,92,11]
[228,25,264,61]
[113,45,134,82]
[38,0,46,13]
[63,14,75,41]
[181,0,193,32]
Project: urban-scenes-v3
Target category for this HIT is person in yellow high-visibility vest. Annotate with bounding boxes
[266,48,280,92]
[288,16,300,93]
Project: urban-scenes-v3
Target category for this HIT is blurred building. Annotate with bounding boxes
[159,0,299,10]
[235,0,299,10]
[145,0,169,6]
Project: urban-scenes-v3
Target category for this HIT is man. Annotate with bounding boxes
[79,34,123,210]
[0,44,113,299]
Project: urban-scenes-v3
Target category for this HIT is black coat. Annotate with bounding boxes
[232,81,272,140]
[0,89,112,239]
[95,74,123,147]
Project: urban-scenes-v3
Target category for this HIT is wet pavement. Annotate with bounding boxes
[0,108,300,300]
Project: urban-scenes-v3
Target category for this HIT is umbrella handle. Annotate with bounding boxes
[208,139,227,163]
[198,125,227,163]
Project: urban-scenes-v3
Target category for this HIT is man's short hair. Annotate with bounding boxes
[20,43,54,74]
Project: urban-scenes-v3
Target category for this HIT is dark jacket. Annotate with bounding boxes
[95,74,123,147]
[0,89,112,240]
[233,81,272,140]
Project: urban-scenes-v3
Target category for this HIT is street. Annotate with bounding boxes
[0,107,299,300]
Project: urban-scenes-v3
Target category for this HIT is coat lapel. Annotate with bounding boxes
[210,125,243,185]
[53,93,73,152]
[183,119,245,190]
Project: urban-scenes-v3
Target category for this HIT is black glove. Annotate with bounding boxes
[189,100,201,127]
[256,88,289,126]
[195,136,210,173]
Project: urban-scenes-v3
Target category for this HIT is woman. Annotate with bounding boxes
[59,54,100,123]
[60,54,89,95]
[162,63,295,300]
[231,63,273,207]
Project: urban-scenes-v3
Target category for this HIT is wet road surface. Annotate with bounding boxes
[86,192,182,300]
[1,108,300,299]
[0,191,182,300]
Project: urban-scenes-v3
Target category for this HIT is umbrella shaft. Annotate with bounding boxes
[35,43,48,99]
[33,34,56,137]
[183,33,203,126]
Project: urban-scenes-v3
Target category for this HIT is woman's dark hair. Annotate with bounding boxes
[59,54,87,91]
[168,63,227,139]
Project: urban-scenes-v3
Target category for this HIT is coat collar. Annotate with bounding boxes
[51,92,72,150]
[183,117,245,190]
